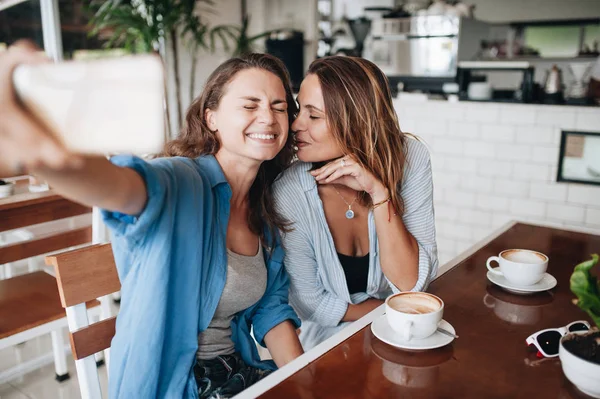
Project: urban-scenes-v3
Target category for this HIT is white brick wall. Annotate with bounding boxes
[535,108,577,129]
[512,163,550,181]
[458,209,492,227]
[478,160,513,178]
[445,191,476,208]
[567,185,600,206]
[432,171,462,188]
[394,100,600,266]
[530,182,567,202]
[509,198,546,218]
[417,120,447,138]
[493,178,529,198]
[464,141,496,158]
[466,105,499,123]
[480,124,515,142]
[499,105,536,125]
[515,126,557,145]
[586,208,600,227]
[496,143,532,161]
[460,175,494,194]
[435,204,459,221]
[448,121,480,139]
[532,146,559,165]
[444,156,478,173]
[476,193,510,211]
[432,138,463,155]
[547,203,585,224]
[576,110,600,131]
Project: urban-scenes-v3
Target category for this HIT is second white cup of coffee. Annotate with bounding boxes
[486,249,548,286]
[385,292,444,341]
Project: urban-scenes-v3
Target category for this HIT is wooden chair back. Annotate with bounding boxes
[45,243,120,399]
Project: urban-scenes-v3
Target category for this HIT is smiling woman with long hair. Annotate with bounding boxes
[274,56,438,349]
[0,45,303,398]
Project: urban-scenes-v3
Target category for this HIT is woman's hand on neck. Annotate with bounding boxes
[215,150,261,208]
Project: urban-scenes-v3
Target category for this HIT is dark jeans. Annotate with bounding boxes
[194,353,272,399]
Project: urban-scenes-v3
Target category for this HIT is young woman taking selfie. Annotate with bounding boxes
[0,44,303,398]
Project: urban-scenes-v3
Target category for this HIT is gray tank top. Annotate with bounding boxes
[197,243,267,360]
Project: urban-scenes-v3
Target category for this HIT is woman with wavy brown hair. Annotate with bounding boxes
[273,56,438,349]
[0,47,303,398]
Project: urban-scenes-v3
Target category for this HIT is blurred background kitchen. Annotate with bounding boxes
[1,1,600,397]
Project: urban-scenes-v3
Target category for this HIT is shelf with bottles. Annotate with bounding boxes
[484,18,600,63]
[478,55,599,62]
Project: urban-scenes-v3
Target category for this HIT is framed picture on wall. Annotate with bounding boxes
[557,130,600,186]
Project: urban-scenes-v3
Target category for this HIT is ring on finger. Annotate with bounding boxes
[340,158,346,167]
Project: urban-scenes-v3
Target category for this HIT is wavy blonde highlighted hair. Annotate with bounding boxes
[308,56,408,215]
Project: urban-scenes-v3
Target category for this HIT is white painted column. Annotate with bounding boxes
[40,0,63,62]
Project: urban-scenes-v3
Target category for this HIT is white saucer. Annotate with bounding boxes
[370,315,455,351]
[486,268,557,295]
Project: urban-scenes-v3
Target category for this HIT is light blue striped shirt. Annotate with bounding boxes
[273,138,438,340]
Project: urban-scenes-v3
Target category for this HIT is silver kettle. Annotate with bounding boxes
[543,65,564,94]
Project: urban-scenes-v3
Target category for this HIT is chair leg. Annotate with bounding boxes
[90,313,105,366]
[50,329,70,382]
[103,347,111,375]
[67,304,102,398]
[5,263,14,279]
[27,258,38,273]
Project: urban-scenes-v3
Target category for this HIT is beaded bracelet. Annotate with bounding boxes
[372,196,391,210]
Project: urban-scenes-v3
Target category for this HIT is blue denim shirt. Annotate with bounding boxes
[102,155,300,399]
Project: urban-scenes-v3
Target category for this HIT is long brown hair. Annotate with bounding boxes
[308,56,408,215]
[164,53,298,246]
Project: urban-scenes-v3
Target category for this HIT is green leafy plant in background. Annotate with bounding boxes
[88,0,160,54]
[88,0,186,137]
[210,15,272,57]
[182,7,211,104]
[570,254,600,328]
[87,0,235,135]
[180,1,235,104]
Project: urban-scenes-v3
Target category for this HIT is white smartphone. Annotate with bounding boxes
[12,55,166,155]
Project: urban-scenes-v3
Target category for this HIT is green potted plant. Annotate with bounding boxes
[559,254,600,398]
[87,0,231,136]
[210,15,273,57]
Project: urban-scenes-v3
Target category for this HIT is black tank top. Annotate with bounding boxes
[337,252,370,294]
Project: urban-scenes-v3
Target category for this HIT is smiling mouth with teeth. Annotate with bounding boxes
[246,133,277,140]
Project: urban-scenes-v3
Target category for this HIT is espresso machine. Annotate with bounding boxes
[363,15,491,94]
[266,30,304,91]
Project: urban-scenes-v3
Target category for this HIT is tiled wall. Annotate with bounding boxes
[393,99,600,266]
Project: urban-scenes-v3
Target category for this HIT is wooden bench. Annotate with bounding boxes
[0,181,95,382]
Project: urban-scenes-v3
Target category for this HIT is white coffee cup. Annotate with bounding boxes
[467,82,492,100]
[486,249,548,286]
[385,292,444,341]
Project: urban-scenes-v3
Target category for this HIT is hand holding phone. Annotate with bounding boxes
[12,54,166,156]
[0,42,70,176]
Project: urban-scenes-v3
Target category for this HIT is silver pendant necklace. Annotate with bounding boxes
[333,185,358,219]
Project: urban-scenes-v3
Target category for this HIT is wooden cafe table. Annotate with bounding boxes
[239,222,600,399]
[0,178,89,232]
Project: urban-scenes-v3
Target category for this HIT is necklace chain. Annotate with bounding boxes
[333,185,358,209]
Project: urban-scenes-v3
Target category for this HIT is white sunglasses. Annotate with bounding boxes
[526,320,591,358]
